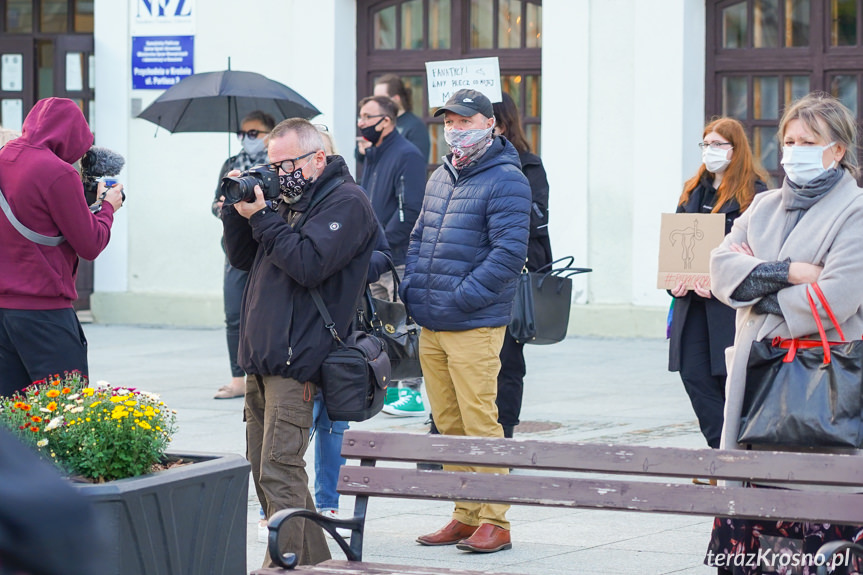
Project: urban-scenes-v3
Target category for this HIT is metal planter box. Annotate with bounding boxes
[75,452,249,575]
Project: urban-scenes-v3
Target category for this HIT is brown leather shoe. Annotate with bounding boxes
[416,520,478,546]
[455,523,512,553]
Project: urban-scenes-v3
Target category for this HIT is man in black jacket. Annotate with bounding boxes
[222,118,378,568]
[357,95,428,417]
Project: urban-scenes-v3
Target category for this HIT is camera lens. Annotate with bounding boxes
[220,175,259,205]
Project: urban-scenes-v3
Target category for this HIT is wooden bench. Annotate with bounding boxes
[252,430,863,575]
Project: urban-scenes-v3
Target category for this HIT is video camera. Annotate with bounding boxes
[220,166,280,205]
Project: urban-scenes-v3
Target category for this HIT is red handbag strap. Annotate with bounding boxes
[810,282,845,341]
[806,286,832,364]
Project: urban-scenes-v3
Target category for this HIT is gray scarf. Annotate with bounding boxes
[780,168,845,241]
[232,148,269,172]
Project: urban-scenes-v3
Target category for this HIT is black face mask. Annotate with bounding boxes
[360,117,386,146]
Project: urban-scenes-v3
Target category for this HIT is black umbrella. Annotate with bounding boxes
[136,70,320,133]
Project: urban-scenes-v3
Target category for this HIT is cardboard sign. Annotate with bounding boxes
[425,57,502,108]
[657,213,725,290]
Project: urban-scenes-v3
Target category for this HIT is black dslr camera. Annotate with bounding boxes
[220,166,280,205]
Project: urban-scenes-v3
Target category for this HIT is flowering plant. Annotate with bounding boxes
[0,371,177,482]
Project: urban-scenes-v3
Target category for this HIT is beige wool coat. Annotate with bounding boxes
[710,171,863,453]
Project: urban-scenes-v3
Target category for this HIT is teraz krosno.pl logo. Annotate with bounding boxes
[706,549,852,570]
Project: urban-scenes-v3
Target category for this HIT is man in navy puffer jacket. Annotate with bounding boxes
[400,89,530,553]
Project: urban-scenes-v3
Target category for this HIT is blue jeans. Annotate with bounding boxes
[311,393,348,511]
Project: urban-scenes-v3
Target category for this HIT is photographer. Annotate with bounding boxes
[0,97,124,397]
[221,118,378,568]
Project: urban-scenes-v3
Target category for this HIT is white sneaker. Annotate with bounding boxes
[257,518,268,544]
[318,508,349,539]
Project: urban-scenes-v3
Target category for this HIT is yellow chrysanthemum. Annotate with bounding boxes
[81,388,95,397]
[124,400,137,407]
[138,420,152,430]
[46,402,57,412]
[45,389,60,398]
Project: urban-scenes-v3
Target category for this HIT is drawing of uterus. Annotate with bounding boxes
[670,219,704,270]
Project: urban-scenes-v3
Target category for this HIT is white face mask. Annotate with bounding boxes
[702,146,731,174]
[781,142,836,186]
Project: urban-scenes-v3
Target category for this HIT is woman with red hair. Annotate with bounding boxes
[668,117,768,451]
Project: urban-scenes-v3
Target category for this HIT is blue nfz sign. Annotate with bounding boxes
[132,36,194,89]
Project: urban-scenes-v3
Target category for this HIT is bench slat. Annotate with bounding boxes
[341,431,863,486]
[253,559,521,574]
[337,466,863,524]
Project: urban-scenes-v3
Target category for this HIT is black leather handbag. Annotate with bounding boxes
[508,257,592,345]
[738,283,863,449]
[362,259,422,380]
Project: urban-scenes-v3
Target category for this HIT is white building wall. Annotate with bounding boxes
[90,0,708,336]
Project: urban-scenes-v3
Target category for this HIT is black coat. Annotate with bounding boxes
[222,156,378,383]
[361,129,426,266]
[519,151,553,272]
[668,177,767,375]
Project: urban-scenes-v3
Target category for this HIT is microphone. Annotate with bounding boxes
[81,146,125,205]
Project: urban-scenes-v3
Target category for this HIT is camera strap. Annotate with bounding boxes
[0,186,65,246]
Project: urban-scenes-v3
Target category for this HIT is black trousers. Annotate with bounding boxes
[223,260,249,378]
[496,330,526,434]
[0,308,88,397]
[679,302,726,449]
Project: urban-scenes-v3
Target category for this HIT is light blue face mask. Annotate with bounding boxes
[241,135,267,158]
[781,142,836,186]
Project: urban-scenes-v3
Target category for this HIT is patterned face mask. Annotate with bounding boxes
[444,122,495,169]
[278,157,316,204]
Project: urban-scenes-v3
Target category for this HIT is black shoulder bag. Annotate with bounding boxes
[294,177,391,422]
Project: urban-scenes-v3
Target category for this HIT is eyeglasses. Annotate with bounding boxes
[236,129,269,140]
[268,151,316,174]
[357,114,386,123]
[698,141,733,149]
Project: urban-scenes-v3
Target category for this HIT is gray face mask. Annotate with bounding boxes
[241,135,267,158]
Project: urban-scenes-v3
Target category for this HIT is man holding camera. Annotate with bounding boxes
[221,118,378,568]
[0,97,124,397]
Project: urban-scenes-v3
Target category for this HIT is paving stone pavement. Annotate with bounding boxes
[84,324,716,575]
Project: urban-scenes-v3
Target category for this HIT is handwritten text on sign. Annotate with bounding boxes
[425,57,502,108]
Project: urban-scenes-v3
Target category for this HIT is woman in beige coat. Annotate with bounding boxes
[708,93,863,574]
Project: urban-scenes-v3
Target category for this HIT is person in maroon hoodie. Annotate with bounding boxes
[0,97,124,397]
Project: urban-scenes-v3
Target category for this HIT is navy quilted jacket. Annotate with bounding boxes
[400,136,530,331]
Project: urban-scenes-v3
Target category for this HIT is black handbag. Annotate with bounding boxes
[508,256,592,345]
[362,258,422,380]
[738,283,863,449]
[310,289,390,422]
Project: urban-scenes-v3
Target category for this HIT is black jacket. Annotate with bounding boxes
[396,111,430,161]
[360,129,426,266]
[668,177,767,374]
[519,151,553,272]
[222,156,378,383]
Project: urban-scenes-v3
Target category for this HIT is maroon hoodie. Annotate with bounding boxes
[0,97,115,309]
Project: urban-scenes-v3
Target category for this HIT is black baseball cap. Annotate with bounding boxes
[434,89,494,119]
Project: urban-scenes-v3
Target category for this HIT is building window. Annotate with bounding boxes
[358,0,542,164]
[706,0,863,183]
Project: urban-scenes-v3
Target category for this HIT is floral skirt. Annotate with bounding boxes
[706,486,863,575]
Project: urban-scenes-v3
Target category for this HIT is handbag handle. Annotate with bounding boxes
[535,256,575,274]
[537,267,593,292]
[802,282,844,365]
